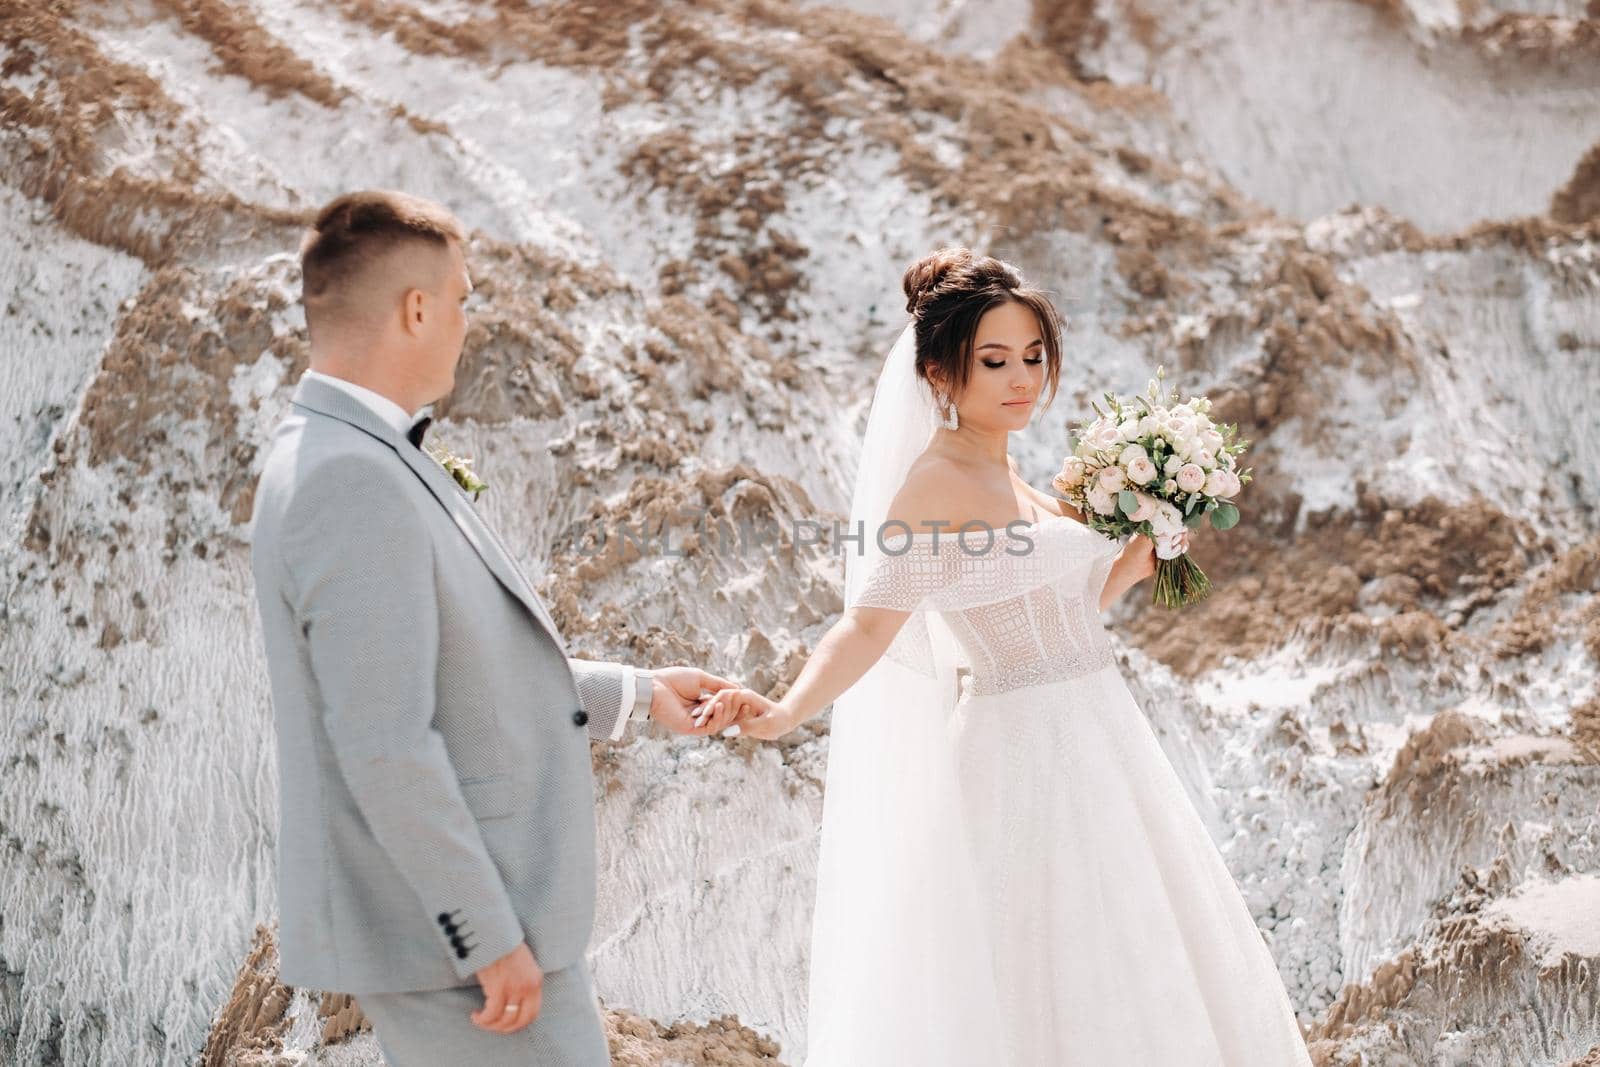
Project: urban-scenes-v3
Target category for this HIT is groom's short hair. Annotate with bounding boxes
[299,190,464,334]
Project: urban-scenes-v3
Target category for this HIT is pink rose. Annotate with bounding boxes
[1125,455,1158,485]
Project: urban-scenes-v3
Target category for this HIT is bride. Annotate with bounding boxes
[702,248,1314,1065]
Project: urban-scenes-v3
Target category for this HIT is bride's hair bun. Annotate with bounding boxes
[903,247,975,316]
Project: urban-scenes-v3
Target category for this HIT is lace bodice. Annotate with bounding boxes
[850,516,1122,697]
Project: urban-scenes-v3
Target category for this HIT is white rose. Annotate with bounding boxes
[1118,442,1149,467]
[1192,448,1215,469]
[1201,429,1224,453]
[1117,417,1141,441]
[1203,469,1229,497]
[1148,501,1185,536]
[1086,484,1117,516]
[1087,419,1122,451]
[1176,463,1206,493]
[1096,465,1127,492]
[1056,456,1087,488]
[1217,470,1242,498]
[1125,455,1158,485]
[1162,477,1177,494]
[1163,454,1184,476]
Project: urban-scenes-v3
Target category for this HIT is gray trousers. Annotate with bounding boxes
[355,957,609,1066]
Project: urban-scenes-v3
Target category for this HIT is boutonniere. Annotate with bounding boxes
[422,439,489,501]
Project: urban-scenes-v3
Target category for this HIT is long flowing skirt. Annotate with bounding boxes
[802,658,1312,1066]
[950,663,1313,1066]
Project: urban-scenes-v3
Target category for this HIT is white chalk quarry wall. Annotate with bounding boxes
[1082,0,1600,234]
[833,0,1600,233]
[2,1,1598,1065]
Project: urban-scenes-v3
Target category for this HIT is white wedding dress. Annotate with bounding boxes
[801,324,1312,1066]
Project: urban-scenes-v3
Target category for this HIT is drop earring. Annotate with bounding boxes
[939,395,959,430]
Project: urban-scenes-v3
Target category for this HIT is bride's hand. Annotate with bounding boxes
[1124,529,1189,582]
[696,687,795,740]
[1122,533,1158,582]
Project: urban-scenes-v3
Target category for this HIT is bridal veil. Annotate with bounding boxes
[802,324,1006,1066]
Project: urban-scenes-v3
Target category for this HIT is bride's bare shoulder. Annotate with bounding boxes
[884,455,985,536]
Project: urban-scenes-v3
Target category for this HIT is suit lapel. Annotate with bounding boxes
[390,442,570,657]
[291,376,570,658]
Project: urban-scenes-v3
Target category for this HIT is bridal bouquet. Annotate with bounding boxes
[1052,367,1251,609]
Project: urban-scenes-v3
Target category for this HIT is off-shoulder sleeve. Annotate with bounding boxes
[851,539,961,612]
[850,522,1121,614]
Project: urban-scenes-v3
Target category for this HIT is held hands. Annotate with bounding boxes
[692,687,797,741]
[646,665,763,736]
[471,942,543,1034]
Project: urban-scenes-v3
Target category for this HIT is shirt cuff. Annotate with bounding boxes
[608,667,653,742]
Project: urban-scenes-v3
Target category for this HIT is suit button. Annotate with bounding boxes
[437,912,452,925]
[443,921,458,934]
[456,946,469,959]
[572,708,588,726]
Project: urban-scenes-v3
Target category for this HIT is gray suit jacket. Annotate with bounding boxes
[249,375,649,994]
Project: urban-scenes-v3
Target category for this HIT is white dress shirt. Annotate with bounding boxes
[299,368,650,741]
[618,668,654,741]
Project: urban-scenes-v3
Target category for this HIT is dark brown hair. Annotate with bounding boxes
[298,190,464,328]
[901,247,1063,408]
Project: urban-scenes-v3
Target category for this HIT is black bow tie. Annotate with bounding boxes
[407,415,432,448]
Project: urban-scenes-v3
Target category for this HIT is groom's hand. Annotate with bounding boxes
[470,942,543,1034]
[647,665,745,736]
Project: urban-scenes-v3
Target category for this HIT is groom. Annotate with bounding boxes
[248,189,749,1064]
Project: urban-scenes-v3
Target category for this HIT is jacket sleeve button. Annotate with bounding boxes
[572,708,588,726]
